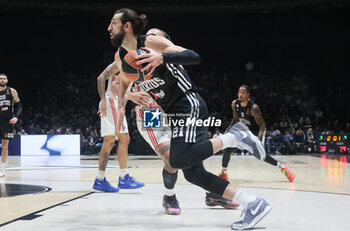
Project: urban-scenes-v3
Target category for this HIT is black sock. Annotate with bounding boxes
[222,148,234,169]
[264,154,279,167]
[162,168,178,189]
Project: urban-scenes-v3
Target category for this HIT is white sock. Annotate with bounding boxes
[233,189,257,208]
[165,188,175,196]
[97,171,105,180]
[222,167,228,173]
[1,162,6,170]
[120,168,128,179]
[219,133,237,149]
[277,162,285,169]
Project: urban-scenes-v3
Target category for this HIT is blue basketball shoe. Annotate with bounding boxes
[118,174,145,189]
[231,197,272,230]
[93,177,119,192]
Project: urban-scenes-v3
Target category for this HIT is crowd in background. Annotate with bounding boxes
[13,62,349,155]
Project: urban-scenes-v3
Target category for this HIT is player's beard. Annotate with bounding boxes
[111,28,126,48]
[0,83,6,87]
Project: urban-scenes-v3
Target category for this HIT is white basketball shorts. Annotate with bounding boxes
[100,96,128,139]
[136,106,171,150]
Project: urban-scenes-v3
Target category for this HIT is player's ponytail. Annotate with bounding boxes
[138,14,148,35]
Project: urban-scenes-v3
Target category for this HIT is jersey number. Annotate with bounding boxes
[172,126,184,138]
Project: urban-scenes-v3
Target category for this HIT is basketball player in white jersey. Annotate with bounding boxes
[93,66,144,192]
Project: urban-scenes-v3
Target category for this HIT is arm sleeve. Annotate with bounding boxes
[14,101,22,118]
[162,49,201,65]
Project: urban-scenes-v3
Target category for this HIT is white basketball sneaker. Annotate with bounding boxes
[231,197,272,230]
[228,122,266,160]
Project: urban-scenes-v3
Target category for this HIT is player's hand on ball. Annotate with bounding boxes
[97,99,107,117]
[9,117,18,124]
[137,47,163,75]
[128,92,151,106]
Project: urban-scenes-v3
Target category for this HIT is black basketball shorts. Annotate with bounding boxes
[0,119,15,140]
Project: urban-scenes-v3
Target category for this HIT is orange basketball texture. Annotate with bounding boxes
[122,49,152,82]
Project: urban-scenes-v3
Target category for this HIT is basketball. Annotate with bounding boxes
[122,49,152,82]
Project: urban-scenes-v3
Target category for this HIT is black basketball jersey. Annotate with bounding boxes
[234,99,260,133]
[0,87,14,119]
[119,35,197,113]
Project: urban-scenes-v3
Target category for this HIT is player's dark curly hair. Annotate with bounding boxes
[115,8,148,36]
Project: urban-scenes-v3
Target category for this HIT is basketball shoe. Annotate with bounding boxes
[218,170,229,180]
[205,192,240,209]
[229,122,266,160]
[162,194,181,215]
[93,177,119,192]
[231,197,272,230]
[281,167,295,182]
[118,174,145,189]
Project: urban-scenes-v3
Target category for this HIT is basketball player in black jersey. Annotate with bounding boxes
[108,8,271,229]
[219,85,295,183]
[0,73,22,177]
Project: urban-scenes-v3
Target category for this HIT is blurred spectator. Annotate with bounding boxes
[265,130,273,154]
[17,128,28,135]
[87,131,98,155]
[283,129,295,154]
[65,127,73,134]
[56,128,62,134]
[305,128,315,153]
[213,128,223,138]
[294,128,305,154]
[273,129,284,154]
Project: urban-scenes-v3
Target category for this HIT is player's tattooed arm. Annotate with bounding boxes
[97,61,119,101]
[251,104,266,140]
[225,100,239,133]
[11,88,20,103]
[97,62,119,117]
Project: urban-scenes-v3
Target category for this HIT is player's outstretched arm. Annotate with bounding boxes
[136,35,201,74]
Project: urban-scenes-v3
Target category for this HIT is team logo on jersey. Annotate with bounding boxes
[143,109,161,128]
[150,90,165,100]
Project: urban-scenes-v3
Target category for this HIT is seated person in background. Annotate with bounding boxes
[305,128,315,153]
[294,128,305,154]
[283,129,295,154]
